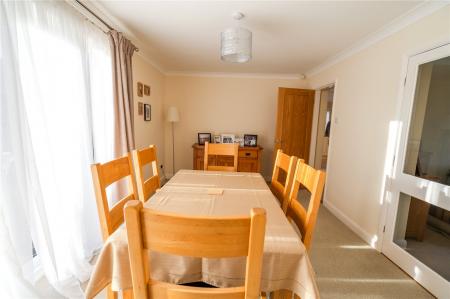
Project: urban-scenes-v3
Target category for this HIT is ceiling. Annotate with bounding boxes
[92,1,425,75]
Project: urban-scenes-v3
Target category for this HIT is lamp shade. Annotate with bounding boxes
[220,27,252,63]
[167,106,180,122]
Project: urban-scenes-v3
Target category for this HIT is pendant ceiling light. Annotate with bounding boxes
[220,12,252,63]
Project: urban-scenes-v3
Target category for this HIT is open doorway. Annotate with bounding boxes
[313,86,334,171]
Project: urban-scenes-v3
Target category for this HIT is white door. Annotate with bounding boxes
[382,43,450,298]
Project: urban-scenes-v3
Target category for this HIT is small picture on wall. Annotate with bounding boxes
[213,135,221,143]
[221,134,235,144]
[144,104,151,121]
[244,134,257,147]
[198,133,211,145]
[137,82,143,97]
[144,85,151,96]
[138,102,143,115]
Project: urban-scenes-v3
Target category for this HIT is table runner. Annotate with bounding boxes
[85,170,319,299]
[164,169,269,190]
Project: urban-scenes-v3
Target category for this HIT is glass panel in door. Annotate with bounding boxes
[404,56,450,185]
[393,192,450,281]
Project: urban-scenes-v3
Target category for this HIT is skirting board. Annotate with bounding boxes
[323,200,380,251]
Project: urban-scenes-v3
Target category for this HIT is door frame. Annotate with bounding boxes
[378,38,450,253]
[309,81,338,207]
[380,42,450,298]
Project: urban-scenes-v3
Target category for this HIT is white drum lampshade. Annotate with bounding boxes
[167,106,180,122]
[220,27,252,63]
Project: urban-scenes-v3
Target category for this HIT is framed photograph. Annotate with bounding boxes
[198,133,211,145]
[244,134,257,147]
[144,84,151,96]
[214,135,221,143]
[137,82,143,97]
[221,134,235,144]
[144,104,151,121]
[138,102,143,115]
[235,136,244,147]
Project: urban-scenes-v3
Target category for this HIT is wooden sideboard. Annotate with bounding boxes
[192,143,263,173]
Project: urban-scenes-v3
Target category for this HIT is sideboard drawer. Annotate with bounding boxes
[239,150,258,159]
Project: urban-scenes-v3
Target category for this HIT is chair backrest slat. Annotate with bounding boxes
[166,286,245,299]
[109,194,134,233]
[204,142,239,172]
[125,201,266,299]
[100,156,134,187]
[286,160,326,250]
[91,155,137,241]
[132,145,161,202]
[270,150,299,213]
[141,210,251,257]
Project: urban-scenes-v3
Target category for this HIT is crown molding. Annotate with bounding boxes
[305,1,450,78]
[165,71,305,80]
[80,0,166,74]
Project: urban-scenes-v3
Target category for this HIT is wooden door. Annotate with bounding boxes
[274,88,315,161]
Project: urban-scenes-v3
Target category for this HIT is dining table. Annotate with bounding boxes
[85,169,320,299]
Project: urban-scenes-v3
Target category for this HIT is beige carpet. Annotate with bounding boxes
[308,202,435,299]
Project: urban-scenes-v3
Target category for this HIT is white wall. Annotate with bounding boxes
[307,6,450,249]
[163,75,308,179]
[132,54,166,178]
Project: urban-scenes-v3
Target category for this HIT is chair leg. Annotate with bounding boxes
[107,285,117,299]
[272,289,294,299]
[122,289,134,299]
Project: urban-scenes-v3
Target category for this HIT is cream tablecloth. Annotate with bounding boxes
[85,170,319,299]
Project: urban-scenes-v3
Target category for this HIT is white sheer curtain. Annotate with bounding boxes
[1,1,114,297]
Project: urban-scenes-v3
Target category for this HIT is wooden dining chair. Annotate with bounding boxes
[91,155,137,299]
[285,160,326,251]
[204,142,239,172]
[132,145,161,203]
[270,149,299,213]
[124,200,266,299]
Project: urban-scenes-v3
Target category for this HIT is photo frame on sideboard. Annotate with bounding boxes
[244,134,257,147]
[221,134,235,144]
[198,133,211,145]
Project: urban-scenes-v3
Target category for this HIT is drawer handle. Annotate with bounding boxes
[245,152,251,156]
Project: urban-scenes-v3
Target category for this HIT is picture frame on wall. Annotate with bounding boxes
[221,134,235,144]
[144,104,151,121]
[144,84,151,96]
[137,82,143,97]
[244,134,257,147]
[198,133,211,145]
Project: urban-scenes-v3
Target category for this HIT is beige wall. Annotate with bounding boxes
[130,5,449,250]
[307,6,450,248]
[132,54,165,178]
[163,75,308,178]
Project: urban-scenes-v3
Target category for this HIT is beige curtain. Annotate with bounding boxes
[109,30,137,156]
